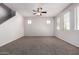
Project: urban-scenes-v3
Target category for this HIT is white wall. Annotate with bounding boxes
[55,3,79,47]
[0,12,24,47]
[24,17,54,36]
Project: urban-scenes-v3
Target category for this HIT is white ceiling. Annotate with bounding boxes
[4,3,70,17]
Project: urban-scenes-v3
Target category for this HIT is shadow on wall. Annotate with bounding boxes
[0,3,15,24]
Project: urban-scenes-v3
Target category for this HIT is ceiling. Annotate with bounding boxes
[4,3,70,17]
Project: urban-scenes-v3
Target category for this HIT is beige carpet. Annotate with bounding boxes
[0,36,79,55]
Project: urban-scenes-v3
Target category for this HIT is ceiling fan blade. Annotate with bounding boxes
[37,8,40,12]
[33,10,37,12]
[41,11,47,13]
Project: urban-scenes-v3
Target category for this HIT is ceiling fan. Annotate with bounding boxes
[32,7,47,16]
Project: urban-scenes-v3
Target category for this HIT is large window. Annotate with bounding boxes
[74,6,79,30]
[64,12,70,30]
[57,17,60,30]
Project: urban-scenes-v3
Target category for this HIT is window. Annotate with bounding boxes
[57,17,60,30]
[27,20,32,24]
[46,20,51,24]
[64,12,70,30]
[74,6,79,30]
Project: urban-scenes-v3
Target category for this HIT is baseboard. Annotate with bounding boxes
[0,35,24,47]
[55,35,79,48]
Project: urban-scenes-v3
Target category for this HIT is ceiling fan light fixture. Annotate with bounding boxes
[33,7,47,16]
[36,13,40,15]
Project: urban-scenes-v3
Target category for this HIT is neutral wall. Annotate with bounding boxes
[0,12,24,47]
[24,17,54,36]
[55,3,79,47]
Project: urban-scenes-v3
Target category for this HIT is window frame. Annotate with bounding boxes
[56,17,61,30]
[74,6,79,30]
[63,11,70,30]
